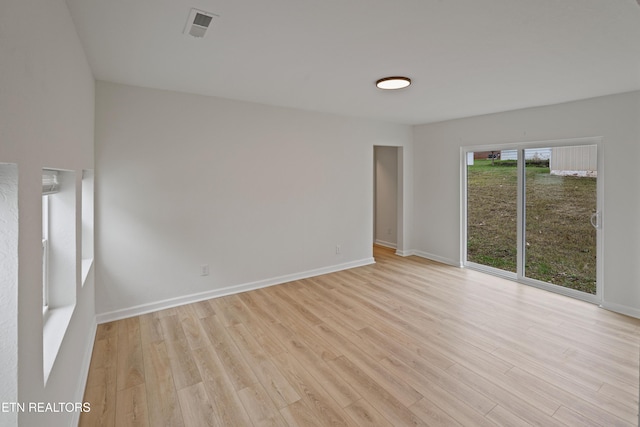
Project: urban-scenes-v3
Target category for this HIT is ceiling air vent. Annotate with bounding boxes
[184,8,217,38]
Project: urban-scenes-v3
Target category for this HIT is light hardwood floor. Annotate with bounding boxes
[81,246,640,426]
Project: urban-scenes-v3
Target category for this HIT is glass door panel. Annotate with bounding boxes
[523,146,597,294]
[466,151,518,273]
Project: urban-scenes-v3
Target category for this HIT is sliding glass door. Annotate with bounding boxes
[466,152,518,273]
[523,146,598,294]
[464,141,601,301]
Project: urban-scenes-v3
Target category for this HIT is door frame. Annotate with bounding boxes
[373,145,405,255]
[460,136,604,305]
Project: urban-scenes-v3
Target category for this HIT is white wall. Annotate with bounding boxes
[0,0,96,425]
[95,81,413,318]
[374,146,398,248]
[413,91,640,316]
[0,164,19,427]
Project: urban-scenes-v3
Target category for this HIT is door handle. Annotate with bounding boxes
[590,212,601,229]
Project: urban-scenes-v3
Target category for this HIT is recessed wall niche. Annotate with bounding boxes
[81,169,94,284]
[42,168,76,384]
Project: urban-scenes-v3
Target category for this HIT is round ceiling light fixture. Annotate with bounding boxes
[376,76,411,90]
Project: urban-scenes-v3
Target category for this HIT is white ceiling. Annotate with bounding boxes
[65,0,640,125]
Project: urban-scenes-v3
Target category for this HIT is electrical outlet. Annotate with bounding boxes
[201,264,210,276]
[387,228,392,235]
[336,245,341,254]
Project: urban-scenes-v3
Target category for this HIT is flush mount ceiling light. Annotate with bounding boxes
[376,76,411,90]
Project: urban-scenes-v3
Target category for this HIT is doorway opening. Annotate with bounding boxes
[374,146,404,255]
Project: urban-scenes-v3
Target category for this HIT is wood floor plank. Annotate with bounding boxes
[527,326,638,387]
[81,379,116,426]
[85,337,117,388]
[115,383,149,427]
[299,285,370,331]
[213,294,253,327]
[177,304,208,350]
[379,355,497,421]
[161,317,202,390]
[357,324,455,371]
[116,317,145,391]
[344,398,394,427]
[552,405,608,427]
[237,382,289,427]
[229,323,301,408]
[271,350,355,426]
[199,314,258,390]
[95,321,118,341]
[280,399,328,427]
[505,365,634,425]
[158,315,183,342]
[202,377,253,427]
[236,291,279,324]
[492,345,604,392]
[446,363,565,426]
[177,382,218,427]
[164,349,200,392]
[141,341,183,427]
[409,396,463,427]
[82,246,640,426]
[81,327,118,426]
[234,293,290,357]
[267,322,361,408]
[139,312,163,346]
[328,355,428,426]
[192,299,217,319]
[246,291,341,361]
[191,343,229,383]
[485,404,531,427]
[271,282,325,326]
[314,321,423,408]
[598,382,638,406]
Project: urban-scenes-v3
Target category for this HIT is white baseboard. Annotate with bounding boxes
[395,249,415,257]
[374,240,397,250]
[599,301,640,320]
[70,319,97,426]
[412,250,461,267]
[96,257,375,324]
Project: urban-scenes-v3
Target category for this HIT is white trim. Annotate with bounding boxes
[412,250,461,267]
[599,301,640,320]
[43,305,75,385]
[374,240,397,250]
[595,141,605,301]
[96,258,375,323]
[518,276,600,305]
[395,249,415,257]
[70,319,97,427]
[465,261,517,281]
[516,148,525,278]
[459,148,468,268]
[81,258,94,286]
[461,136,603,155]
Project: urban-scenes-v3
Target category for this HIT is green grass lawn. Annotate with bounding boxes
[467,159,597,294]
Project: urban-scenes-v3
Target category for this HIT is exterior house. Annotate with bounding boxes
[500,148,552,161]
